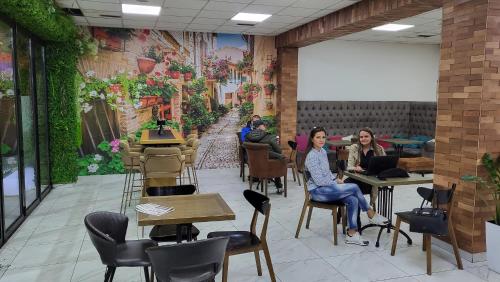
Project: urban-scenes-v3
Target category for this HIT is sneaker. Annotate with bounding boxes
[345,232,369,246]
[369,213,389,225]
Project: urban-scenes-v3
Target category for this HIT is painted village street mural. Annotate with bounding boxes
[75,27,278,175]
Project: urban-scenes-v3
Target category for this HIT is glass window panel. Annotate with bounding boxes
[0,21,21,228]
[16,30,37,208]
[34,44,49,192]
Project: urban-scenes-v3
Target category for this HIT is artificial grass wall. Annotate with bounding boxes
[0,0,79,183]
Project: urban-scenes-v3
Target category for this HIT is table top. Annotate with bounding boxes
[140,129,185,145]
[137,193,236,226]
[325,140,353,147]
[344,171,433,187]
[377,138,424,145]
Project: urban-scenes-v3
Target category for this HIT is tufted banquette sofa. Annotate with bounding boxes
[296,101,436,138]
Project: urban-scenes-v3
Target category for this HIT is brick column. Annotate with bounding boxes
[436,0,500,254]
[276,47,298,155]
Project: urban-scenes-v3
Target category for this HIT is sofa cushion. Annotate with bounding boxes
[296,135,308,153]
[328,135,342,150]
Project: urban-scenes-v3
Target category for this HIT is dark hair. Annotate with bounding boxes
[306,127,327,156]
[246,121,251,127]
[357,127,383,156]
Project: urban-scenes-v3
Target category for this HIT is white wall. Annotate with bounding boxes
[298,40,440,101]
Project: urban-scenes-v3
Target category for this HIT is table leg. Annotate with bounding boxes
[176,224,194,243]
[176,225,183,243]
[360,185,413,247]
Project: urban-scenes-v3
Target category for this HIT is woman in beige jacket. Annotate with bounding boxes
[345,128,386,194]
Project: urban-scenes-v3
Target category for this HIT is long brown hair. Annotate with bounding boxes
[357,127,383,156]
[306,127,327,156]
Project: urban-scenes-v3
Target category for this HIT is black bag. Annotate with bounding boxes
[377,167,409,180]
[409,187,449,235]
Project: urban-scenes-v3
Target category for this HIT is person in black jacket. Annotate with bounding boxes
[245,120,284,191]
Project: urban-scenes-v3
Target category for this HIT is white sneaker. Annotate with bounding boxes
[369,213,389,225]
[345,232,369,246]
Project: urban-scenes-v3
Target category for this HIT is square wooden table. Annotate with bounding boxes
[344,171,433,247]
[138,193,235,242]
[140,129,185,145]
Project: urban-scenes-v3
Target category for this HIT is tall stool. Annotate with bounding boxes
[119,141,143,214]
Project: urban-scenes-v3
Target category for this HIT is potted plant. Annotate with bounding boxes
[264,84,275,96]
[181,64,195,81]
[137,46,163,74]
[168,60,181,79]
[462,153,500,273]
[263,68,273,81]
[265,101,273,110]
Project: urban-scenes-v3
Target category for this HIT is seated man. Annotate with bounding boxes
[240,115,261,143]
[245,120,284,191]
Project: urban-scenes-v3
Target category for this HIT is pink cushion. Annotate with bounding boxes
[295,135,308,152]
[328,135,343,150]
[377,134,391,149]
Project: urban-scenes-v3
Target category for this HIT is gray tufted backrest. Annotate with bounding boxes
[297,101,436,138]
[408,102,437,137]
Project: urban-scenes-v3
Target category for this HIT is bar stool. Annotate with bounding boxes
[120,141,143,214]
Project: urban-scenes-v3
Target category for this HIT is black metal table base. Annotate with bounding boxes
[176,224,193,243]
[359,186,413,247]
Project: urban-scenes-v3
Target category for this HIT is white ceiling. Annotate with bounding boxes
[337,8,442,45]
[56,0,361,35]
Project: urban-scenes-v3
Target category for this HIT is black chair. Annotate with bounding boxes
[207,190,276,282]
[146,237,229,282]
[84,211,157,282]
[391,184,463,275]
[146,185,200,242]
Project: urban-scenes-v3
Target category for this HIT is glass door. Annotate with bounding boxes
[16,29,38,208]
[0,21,21,230]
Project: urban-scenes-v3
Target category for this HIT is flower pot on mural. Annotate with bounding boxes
[263,70,273,81]
[140,95,158,107]
[183,72,192,81]
[266,102,273,110]
[264,84,275,96]
[169,71,181,79]
[137,57,156,74]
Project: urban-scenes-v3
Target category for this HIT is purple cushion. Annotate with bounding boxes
[295,135,308,153]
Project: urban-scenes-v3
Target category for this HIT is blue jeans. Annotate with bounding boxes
[310,183,370,230]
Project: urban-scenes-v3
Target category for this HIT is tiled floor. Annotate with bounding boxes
[0,168,499,282]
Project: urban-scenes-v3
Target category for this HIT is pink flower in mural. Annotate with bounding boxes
[111,147,119,153]
[110,139,120,147]
[146,78,155,86]
[110,84,121,93]
[155,71,161,77]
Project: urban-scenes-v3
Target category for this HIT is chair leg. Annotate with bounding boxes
[249,176,253,190]
[425,234,432,275]
[193,167,199,192]
[143,266,150,282]
[187,166,192,184]
[422,234,427,251]
[150,267,154,282]
[284,174,287,197]
[254,250,262,276]
[264,179,268,196]
[262,242,276,282]
[128,171,136,207]
[306,206,313,229]
[341,207,347,235]
[222,254,229,282]
[291,166,296,182]
[391,216,402,256]
[242,164,245,182]
[104,266,111,282]
[296,167,301,186]
[120,169,130,214]
[332,208,338,245]
[295,201,308,238]
[449,221,463,269]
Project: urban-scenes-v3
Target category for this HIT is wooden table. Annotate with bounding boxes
[138,193,235,242]
[344,171,433,247]
[140,129,185,145]
[377,138,424,157]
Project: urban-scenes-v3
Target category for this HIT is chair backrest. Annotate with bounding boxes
[243,190,271,241]
[417,184,457,215]
[243,142,270,177]
[143,147,184,179]
[146,237,229,282]
[147,185,196,196]
[288,140,297,162]
[302,170,312,199]
[84,211,128,265]
[189,139,201,163]
[186,133,198,140]
[120,141,139,167]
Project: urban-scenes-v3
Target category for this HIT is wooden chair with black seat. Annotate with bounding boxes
[287,140,301,186]
[390,184,463,275]
[243,142,288,197]
[140,147,185,197]
[119,141,143,214]
[295,171,347,245]
[207,190,276,282]
[84,211,157,282]
[146,185,201,243]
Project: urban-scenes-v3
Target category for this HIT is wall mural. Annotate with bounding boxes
[75,27,277,175]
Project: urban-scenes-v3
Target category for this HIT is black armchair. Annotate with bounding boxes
[84,211,157,282]
[146,237,229,282]
[146,185,200,242]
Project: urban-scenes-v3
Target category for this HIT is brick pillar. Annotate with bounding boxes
[436,0,500,254]
[276,47,298,155]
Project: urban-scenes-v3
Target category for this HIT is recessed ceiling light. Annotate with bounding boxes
[231,13,271,22]
[122,4,161,16]
[372,24,414,31]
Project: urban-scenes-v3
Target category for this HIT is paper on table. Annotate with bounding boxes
[136,203,174,216]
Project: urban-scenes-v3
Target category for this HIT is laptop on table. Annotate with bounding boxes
[357,156,399,176]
